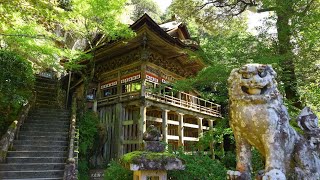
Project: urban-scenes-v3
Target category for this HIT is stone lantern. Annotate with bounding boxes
[121,125,185,180]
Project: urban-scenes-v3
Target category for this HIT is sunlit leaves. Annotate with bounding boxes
[0,0,133,71]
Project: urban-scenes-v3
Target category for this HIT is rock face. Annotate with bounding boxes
[227,64,320,180]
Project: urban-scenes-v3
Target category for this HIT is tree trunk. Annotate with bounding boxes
[275,0,303,109]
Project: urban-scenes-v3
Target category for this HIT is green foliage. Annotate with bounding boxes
[170,0,247,35]
[104,161,133,180]
[251,148,265,177]
[170,0,320,109]
[78,110,100,178]
[130,0,162,23]
[0,49,34,135]
[220,151,236,170]
[79,111,99,155]
[197,118,233,157]
[78,159,90,180]
[168,153,227,180]
[0,0,133,70]
[174,33,277,106]
[121,151,175,164]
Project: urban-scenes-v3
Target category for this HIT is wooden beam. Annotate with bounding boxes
[184,137,199,141]
[123,140,140,144]
[184,123,199,129]
[123,120,134,125]
[167,135,179,140]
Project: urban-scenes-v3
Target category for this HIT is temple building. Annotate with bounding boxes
[75,14,222,163]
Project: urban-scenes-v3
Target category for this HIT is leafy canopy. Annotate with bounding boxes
[0,0,133,70]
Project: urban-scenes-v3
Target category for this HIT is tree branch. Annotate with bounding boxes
[0,33,54,40]
[257,7,276,13]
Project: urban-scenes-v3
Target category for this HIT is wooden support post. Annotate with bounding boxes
[197,117,203,137]
[138,105,147,148]
[93,100,97,112]
[208,120,215,159]
[141,63,147,97]
[161,109,169,143]
[117,70,121,96]
[178,113,184,147]
[116,103,124,157]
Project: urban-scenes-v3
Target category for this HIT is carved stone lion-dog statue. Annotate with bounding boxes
[227,64,320,180]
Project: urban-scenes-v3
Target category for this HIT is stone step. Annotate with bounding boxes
[26,118,70,123]
[33,108,69,112]
[0,163,65,171]
[22,123,69,129]
[35,76,57,82]
[13,140,68,146]
[7,151,67,158]
[35,100,59,105]
[29,111,70,118]
[18,131,68,137]
[30,109,70,115]
[35,86,56,91]
[35,80,56,86]
[24,120,70,126]
[0,170,64,179]
[27,116,70,121]
[35,104,61,109]
[12,145,68,151]
[18,135,68,141]
[20,126,69,132]
[6,157,66,163]
[36,95,57,101]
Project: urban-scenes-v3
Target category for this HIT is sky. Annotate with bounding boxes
[153,0,272,35]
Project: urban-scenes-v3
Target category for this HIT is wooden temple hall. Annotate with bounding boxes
[82,14,222,162]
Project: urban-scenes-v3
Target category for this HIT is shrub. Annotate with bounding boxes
[221,151,236,170]
[168,153,227,180]
[0,50,34,136]
[104,161,132,180]
[252,148,264,175]
[78,110,100,178]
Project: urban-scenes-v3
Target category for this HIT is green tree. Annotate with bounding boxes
[0,0,133,70]
[129,0,162,22]
[170,0,320,109]
[0,50,34,135]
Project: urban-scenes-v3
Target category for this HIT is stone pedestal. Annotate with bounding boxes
[133,170,167,180]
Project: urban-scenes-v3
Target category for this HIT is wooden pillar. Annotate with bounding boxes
[208,120,215,159]
[117,70,121,96]
[197,117,203,137]
[141,63,147,97]
[93,100,98,112]
[138,105,147,148]
[115,103,123,157]
[161,109,169,143]
[208,120,213,129]
[178,113,184,147]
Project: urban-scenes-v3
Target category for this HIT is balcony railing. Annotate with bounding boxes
[145,90,221,118]
[97,89,221,118]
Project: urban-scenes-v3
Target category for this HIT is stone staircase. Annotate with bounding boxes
[0,76,70,180]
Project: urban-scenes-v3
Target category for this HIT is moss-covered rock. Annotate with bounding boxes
[121,151,184,171]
